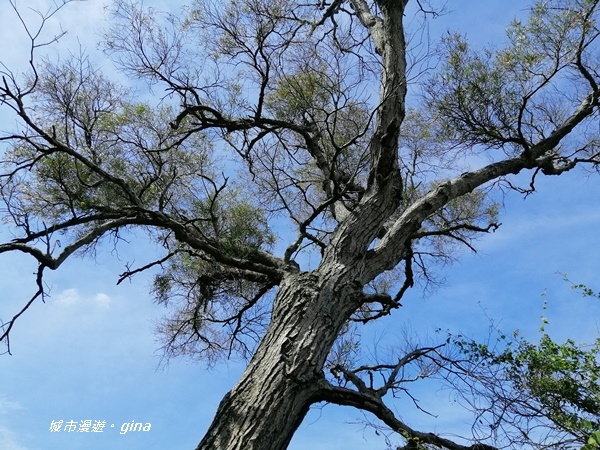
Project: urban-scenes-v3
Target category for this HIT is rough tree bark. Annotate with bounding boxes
[197,1,409,447]
[196,270,362,450]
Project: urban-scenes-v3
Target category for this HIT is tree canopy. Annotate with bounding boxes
[1,0,600,449]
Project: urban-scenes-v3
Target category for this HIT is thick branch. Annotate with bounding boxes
[0,216,138,270]
[317,378,498,450]
[365,89,600,283]
[148,212,286,280]
[348,0,385,54]
[323,0,407,263]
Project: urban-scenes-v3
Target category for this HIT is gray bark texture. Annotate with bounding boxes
[196,270,362,450]
[197,1,410,445]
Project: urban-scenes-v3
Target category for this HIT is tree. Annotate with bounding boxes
[445,282,600,449]
[0,0,599,449]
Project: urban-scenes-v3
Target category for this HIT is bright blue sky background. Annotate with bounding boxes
[1,1,599,449]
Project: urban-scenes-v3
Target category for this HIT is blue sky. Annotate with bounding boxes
[1,1,600,450]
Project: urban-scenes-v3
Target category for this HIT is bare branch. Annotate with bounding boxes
[117,251,179,285]
[1,264,46,355]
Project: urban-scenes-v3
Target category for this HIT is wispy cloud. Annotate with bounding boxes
[94,293,112,308]
[53,288,112,309]
[0,425,28,450]
[0,396,24,414]
[54,288,80,306]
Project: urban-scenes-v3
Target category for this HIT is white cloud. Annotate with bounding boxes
[0,396,24,414]
[54,288,80,306]
[0,425,28,450]
[94,293,111,308]
[53,288,112,308]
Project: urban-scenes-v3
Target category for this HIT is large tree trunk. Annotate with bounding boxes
[196,269,361,450]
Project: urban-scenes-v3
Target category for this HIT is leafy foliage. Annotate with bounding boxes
[427,0,600,159]
[449,283,600,448]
